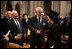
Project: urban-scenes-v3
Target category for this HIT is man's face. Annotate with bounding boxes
[36,11,43,16]
[35,11,43,17]
[12,13,18,19]
[23,15,28,20]
[8,13,12,16]
[35,7,44,17]
[7,13,12,18]
[4,12,8,17]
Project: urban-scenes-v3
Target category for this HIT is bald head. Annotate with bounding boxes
[12,10,18,15]
[12,10,19,19]
[8,11,12,14]
[35,7,44,12]
[35,7,44,17]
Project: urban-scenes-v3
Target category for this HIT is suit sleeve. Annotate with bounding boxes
[42,19,50,33]
[28,18,37,33]
[7,20,15,38]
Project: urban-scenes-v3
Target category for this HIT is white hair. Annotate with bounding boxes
[12,10,18,14]
[7,11,12,14]
[35,7,44,12]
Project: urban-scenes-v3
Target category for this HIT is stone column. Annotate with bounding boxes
[29,1,44,17]
[60,1,71,18]
[29,1,34,17]
[51,1,60,13]
[19,1,23,16]
[60,1,67,17]
[37,1,44,8]
[66,1,71,14]
[1,1,6,13]
[11,1,18,10]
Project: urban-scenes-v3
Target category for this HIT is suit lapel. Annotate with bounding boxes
[34,16,38,23]
[18,19,23,30]
[11,19,19,31]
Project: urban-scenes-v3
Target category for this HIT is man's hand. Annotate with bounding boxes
[15,36,19,40]
[3,35,9,41]
[15,34,22,40]
[17,34,22,38]
[36,30,42,34]
[24,34,27,38]
[44,36,48,42]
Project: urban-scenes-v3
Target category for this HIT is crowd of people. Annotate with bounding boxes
[1,7,71,48]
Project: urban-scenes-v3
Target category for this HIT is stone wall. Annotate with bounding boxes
[1,1,71,18]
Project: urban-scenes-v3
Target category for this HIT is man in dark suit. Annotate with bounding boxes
[22,13,29,35]
[29,7,49,48]
[1,12,9,48]
[22,13,30,44]
[7,10,24,46]
[1,11,13,48]
[1,11,9,35]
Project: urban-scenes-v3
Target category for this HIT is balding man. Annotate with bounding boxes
[29,7,49,48]
[7,10,24,46]
[7,11,12,20]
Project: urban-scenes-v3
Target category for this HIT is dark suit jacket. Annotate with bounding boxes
[22,19,29,34]
[29,16,49,37]
[7,19,24,39]
[0,17,8,48]
[1,17,9,36]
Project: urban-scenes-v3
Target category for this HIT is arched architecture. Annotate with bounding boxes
[1,1,71,18]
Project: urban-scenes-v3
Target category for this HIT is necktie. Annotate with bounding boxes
[39,17,40,23]
[38,17,41,29]
[16,20,22,33]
